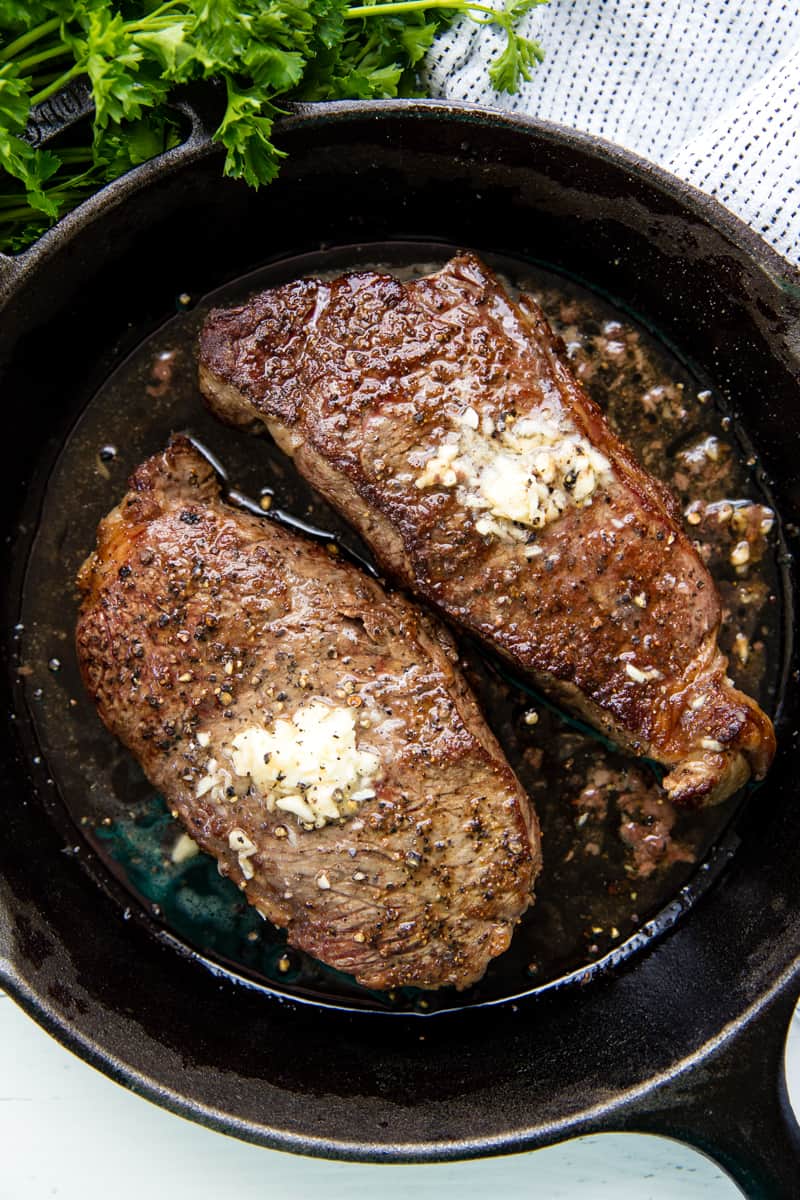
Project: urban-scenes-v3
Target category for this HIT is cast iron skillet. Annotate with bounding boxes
[1,91,800,1196]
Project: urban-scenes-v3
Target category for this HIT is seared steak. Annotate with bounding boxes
[199,253,775,807]
[75,437,541,991]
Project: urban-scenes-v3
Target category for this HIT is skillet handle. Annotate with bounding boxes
[0,80,222,288]
[24,76,222,152]
[611,974,800,1199]
[0,80,95,291]
[23,77,95,147]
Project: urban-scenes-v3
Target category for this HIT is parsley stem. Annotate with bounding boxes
[0,182,90,218]
[29,70,62,88]
[134,0,188,20]
[52,147,94,163]
[126,15,189,34]
[30,66,81,106]
[13,44,72,75]
[0,205,56,222]
[345,0,497,18]
[126,0,191,31]
[0,17,62,63]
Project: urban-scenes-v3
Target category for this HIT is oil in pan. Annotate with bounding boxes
[12,242,787,1015]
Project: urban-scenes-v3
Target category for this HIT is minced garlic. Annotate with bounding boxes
[171,832,199,864]
[228,828,257,880]
[414,404,612,544]
[624,660,663,684]
[197,701,381,830]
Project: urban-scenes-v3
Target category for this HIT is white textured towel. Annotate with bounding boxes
[425,0,800,264]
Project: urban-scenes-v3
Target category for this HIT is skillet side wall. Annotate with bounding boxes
[0,104,799,1162]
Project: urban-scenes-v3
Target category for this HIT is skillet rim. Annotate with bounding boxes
[2,97,799,294]
[0,98,799,1179]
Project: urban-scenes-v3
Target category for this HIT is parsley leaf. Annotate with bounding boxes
[0,0,549,252]
[0,74,30,132]
[488,27,544,94]
[485,0,547,94]
[0,129,60,214]
[133,24,196,77]
[0,75,61,214]
[216,79,284,188]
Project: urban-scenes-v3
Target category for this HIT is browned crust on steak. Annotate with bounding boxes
[198,252,775,807]
[75,436,541,991]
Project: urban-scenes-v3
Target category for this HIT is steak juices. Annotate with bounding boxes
[76,254,774,989]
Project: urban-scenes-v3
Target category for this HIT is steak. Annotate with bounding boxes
[75,437,541,991]
[199,252,776,807]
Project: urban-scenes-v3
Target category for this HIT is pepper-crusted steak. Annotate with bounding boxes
[199,252,775,807]
[75,437,541,991]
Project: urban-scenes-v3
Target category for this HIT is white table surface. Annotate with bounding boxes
[2,990,799,1199]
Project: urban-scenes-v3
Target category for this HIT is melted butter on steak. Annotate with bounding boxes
[414,402,613,547]
[196,699,382,829]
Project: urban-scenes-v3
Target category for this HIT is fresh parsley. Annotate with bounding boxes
[0,0,548,252]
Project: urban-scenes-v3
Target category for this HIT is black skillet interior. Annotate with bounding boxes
[17,235,787,1020]
[1,100,800,1191]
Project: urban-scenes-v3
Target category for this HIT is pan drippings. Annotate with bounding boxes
[13,243,784,1014]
